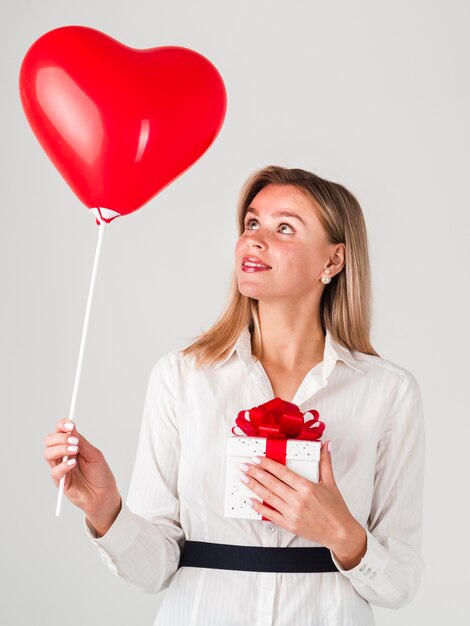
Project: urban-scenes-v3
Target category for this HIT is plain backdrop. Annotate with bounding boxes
[1,1,469,625]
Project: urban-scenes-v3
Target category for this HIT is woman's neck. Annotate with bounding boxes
[252,303,325,370]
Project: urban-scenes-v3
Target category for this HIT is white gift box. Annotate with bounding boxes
[224,436,322,519]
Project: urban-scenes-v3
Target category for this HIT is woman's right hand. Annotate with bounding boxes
[44,418,122,535]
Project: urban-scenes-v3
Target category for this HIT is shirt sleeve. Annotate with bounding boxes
[330,369,426,608]
[83,352,185,593]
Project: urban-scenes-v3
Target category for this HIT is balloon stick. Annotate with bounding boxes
[56,220,107,516]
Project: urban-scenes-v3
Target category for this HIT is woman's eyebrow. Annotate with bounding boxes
[246,206,306,225]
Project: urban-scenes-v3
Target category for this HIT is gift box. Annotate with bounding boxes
[224,397,325,520]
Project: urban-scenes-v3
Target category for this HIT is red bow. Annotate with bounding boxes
[232,397,325,441]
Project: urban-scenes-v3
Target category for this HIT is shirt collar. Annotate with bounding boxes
[215,323,364,376]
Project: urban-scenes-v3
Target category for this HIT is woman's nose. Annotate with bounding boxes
[245,231,266,248]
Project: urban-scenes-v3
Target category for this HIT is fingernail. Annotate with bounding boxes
[64,421,75,431]
[66,458,76,466]
[239,474,250,483]
[67,436,79,445]
[251,457,262,464]
[67,445,78,453]
[239,463,249,471]
[328,441,332,452]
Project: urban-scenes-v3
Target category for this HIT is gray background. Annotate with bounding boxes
[1,0,468,624]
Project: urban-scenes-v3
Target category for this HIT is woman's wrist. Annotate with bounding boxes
[85,493,122,537]
[330,519,367,570]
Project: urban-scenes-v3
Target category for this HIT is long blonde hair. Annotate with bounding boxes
[180,165,379,368]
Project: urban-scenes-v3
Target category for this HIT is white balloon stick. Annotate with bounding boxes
[56,219,107,516]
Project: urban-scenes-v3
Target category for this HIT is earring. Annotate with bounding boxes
[320,268,332,284]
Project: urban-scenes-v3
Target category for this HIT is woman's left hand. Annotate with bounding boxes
[239,440,367,570]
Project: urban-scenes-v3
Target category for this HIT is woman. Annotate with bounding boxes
[44,165,426,625]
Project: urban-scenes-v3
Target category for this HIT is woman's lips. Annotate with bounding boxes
[242,265,271,272]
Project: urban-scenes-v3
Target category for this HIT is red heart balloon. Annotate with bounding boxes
[19,26,227,224]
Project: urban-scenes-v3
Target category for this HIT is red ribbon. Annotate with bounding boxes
[232,397,325,519]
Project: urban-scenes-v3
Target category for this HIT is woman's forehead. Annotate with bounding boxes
[248,184,319,223]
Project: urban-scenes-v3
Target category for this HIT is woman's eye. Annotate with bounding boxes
[244,219,294,234]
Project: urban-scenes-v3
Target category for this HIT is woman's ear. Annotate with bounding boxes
[329,243,346,274]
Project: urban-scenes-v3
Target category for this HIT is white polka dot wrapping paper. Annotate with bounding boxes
[224,437,322,519]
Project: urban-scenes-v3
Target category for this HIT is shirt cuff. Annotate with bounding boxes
[330,528,388,584]
[83,501,142,557]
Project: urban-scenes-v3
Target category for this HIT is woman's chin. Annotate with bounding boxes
[238,284,276,300]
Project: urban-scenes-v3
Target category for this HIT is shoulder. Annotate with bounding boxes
[353,349,423,406]
[148,347,199,381]
[354,350,416,379]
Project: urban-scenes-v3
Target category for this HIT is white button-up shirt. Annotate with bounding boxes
[84,324,426,625]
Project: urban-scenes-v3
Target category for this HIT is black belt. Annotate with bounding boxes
[178,540,339,573]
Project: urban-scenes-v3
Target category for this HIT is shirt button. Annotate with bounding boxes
[370,571,377,579]
[265,523,276,534]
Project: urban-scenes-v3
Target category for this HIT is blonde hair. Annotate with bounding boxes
[180,164,379,368]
